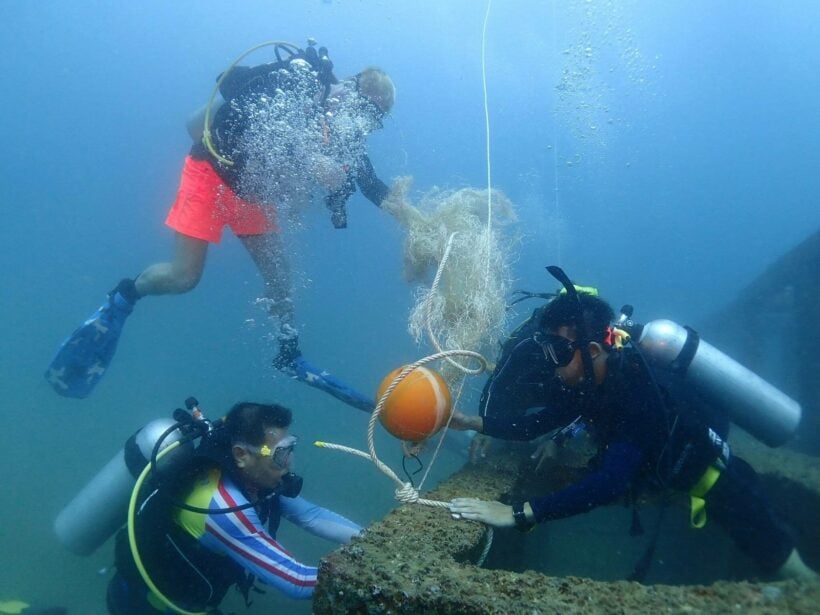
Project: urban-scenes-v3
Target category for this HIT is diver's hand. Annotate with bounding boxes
[531,437,558,473]
[449,411,483,432]
[469,433,493,463]
[380,177,418,222]
[380,179,405,213]
[449,498,514,528]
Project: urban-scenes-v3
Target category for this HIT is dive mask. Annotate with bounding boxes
[258,434,298,469]
[534,332,580,367]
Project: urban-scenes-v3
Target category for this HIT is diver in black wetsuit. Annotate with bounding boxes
[449,286,816,580]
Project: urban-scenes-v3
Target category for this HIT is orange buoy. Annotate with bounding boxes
[376,366,452,441]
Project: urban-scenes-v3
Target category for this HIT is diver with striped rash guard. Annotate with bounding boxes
[107,401,361,613]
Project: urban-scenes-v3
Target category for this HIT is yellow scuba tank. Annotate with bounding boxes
[636,319,801,447]
[54,418,193,556]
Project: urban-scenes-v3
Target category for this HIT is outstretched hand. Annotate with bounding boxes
[449,411,483,432]
[380,177,408,213]
[449,498,515,528]
[531,437,558,473]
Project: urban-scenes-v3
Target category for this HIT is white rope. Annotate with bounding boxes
[476,527,494,567]
[314,0,498,566]
[481,0,494,284]
[421,0,496,380]
[409,0,495,493]
[423,232,484,376]
[411,0,497,560]
[551,0,562,264]
[415,375,466,492]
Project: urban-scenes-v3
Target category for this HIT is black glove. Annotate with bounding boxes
[330,206,347,229]
[325,177,354,229]
[272,337,302,371]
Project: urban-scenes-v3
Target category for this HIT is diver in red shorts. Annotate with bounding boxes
[46,42,393,410]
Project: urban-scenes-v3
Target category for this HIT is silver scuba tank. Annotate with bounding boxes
[54,418,193,556]
[636,319,801,448]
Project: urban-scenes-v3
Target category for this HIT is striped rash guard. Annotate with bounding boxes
[174,468,361,600]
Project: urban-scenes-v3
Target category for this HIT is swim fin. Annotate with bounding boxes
[45,280,139,398]
[286,356,375,412]
[0,602,66,615]
[0,601,29,615]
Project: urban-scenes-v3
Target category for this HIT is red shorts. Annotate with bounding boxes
[165,156,277,243]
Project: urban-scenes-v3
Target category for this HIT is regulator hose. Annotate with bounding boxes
[127,441,204,615]
[202,40,301,165]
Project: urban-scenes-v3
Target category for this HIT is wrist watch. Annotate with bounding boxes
[512,502,534,532]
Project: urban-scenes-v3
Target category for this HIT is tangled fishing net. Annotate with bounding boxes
[382,177,517,383]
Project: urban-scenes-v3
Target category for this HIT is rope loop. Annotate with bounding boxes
[314,1,497,567]
[395,482,420,504]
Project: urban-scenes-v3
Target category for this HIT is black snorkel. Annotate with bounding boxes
[546,266,598,398]
[507,289,558,308]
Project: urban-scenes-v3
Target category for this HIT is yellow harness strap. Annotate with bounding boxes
[689,465,722,528]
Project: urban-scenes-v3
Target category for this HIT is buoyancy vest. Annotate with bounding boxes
[203,45,338,195]
[115,460,280,612]
[596,348,730,492]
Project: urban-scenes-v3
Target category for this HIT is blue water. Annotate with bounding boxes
[2,1,819,611]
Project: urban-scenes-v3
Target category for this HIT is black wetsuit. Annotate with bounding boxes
[323,152,388,228]
[478,306,558,420]
[482,346,794,572]
[192,61,388,228]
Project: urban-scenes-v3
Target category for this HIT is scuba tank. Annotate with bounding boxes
[635,319,801,448]
[54,416,194,556]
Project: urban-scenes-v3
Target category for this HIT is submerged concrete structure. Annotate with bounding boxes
[315,437,820,613]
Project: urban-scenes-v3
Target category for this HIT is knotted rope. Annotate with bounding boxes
[316,0,499,564]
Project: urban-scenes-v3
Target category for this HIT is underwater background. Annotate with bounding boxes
[1,1,819,612]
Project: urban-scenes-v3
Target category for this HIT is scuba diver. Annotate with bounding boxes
[45,40,394,411]
[104,400,361,613]
[448,266,815,581]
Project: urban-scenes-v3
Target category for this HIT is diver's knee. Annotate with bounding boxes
[169,268,202,294]
[175,273,201,293]
[775,549,819,581]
